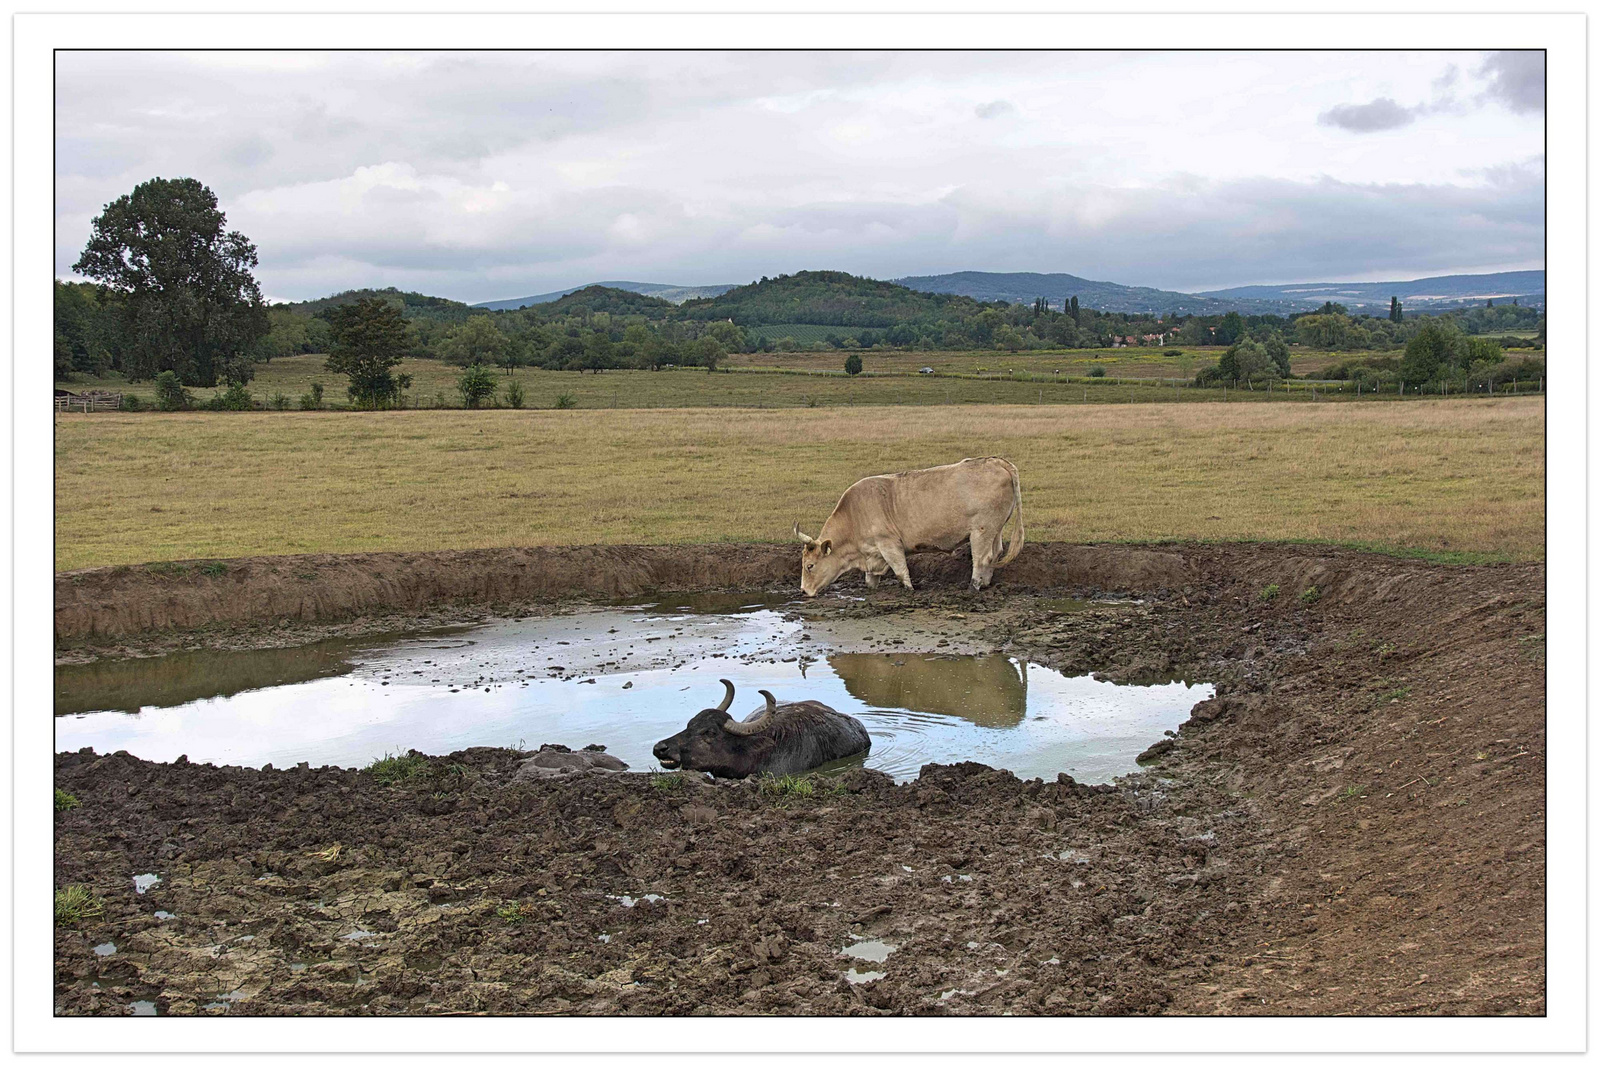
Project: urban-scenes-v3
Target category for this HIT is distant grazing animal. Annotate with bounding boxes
[794,456,1024,595]
[651,679,871,780]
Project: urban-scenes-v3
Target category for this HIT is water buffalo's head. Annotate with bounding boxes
[652,680,780,779]
[794,522,851,597]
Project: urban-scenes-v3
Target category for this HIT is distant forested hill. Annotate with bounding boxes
[283,287,481,322]
[542,285,676,318]
[1197,271,1545,311]
[474,281,736,311]
[684,270,983,327]
[895,269,1545,315]
[894,270,1228,315]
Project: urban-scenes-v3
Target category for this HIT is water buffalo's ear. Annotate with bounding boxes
[820,539,832,556]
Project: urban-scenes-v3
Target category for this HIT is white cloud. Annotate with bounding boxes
[54,49,1545,300]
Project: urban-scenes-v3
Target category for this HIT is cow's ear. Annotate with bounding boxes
[820,539,832,556]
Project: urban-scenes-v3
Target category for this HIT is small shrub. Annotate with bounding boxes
[299,382,325,411]
[553,393,576,410]
[505,380,526,409]
[218,382,253,411]
[54,788,80,812]
[1299,586,1321,605]
[1260,584,1280,601]
[457,365,499,409]
[270,392,290,411]
[55,884,104,927]
[844,353,863,376]
[364,751,428,785]
[153,370,190,411]
[1088,366,1106,378]
[120,394,144,412]
[651,773,684,793]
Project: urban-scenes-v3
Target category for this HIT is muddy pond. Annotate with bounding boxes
[56,594,1210,783]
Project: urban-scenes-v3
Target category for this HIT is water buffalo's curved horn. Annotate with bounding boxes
[793,522,816,545]
[722,690,778,736]
[714,678,735,713]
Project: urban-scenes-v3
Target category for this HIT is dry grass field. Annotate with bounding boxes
[55,398,1543,570]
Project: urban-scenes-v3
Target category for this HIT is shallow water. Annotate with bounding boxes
[56,599,1209,784]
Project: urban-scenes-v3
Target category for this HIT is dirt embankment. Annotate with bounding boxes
[53,544,1545,1016]
[54,542,1193,651]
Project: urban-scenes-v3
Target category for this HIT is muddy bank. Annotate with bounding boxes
[55,545,1544,1016]
[57,540,1487,658]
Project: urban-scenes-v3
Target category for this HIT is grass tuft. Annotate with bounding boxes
[363,751,428,785]
[55,884,105,927]
[1259,584,1280,601]
[1299,586,1322,605]
[758,774,816,798]
[650,772,684,793]
[54,788,81,812]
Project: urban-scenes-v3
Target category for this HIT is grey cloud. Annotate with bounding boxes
[1477,51,1544,113]
[53,51,1545,301]
[1318,97,1416,133]
[974,100,1016,120]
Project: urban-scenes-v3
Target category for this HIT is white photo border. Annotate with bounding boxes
[15,9,1581,1055]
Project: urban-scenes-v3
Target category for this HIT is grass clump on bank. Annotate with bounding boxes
[55,884,105,926]
[54,788,81,812]
[363,751,428,785]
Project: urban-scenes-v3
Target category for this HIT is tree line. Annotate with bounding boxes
[54,176,1547,404]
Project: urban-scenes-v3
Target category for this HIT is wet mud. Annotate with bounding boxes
[53,543,1544,1016]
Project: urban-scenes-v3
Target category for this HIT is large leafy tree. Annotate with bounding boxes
[324,298,408,408]
[73,177,269,386]
[1401,319,1463,387]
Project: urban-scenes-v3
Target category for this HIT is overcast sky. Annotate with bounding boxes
[55,49,1544,303]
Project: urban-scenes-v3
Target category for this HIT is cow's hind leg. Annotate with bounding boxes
[879,543,914,591]
[968,527,1000,591]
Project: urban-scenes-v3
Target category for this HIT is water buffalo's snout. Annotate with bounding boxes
[652,738,679,768]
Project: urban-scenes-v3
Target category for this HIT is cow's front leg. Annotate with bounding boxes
[864,569,880,588]
[878,542,914,590]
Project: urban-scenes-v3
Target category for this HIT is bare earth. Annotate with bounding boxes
[54,543,1543,1016]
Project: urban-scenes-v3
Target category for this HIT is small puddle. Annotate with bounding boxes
[845,968,886,985]
[55,595,1210,783]
[608,894,665,909]
[341,929,377,941]
[152,911,176,921]
[93,942,116,956]
[133,873,161,894]
[128,1000,158,1016]
[841,938,897,963]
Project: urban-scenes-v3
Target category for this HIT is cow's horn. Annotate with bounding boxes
[714,678,735,713]
[722,690,778,736]
[793,522,816,545]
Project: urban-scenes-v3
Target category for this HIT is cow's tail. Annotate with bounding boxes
[997,459,1025,568]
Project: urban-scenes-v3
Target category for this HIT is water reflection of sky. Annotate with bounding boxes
[56,608,1211,784]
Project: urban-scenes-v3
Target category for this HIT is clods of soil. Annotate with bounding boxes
[53,543,1544,1016]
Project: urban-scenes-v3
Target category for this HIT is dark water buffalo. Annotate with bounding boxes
[794,456,1024,595]
[651,679,871,779]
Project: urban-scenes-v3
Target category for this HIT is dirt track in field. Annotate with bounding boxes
[54,543,1544,1016]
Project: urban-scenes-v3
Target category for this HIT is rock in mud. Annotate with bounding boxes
[510,743,629,782]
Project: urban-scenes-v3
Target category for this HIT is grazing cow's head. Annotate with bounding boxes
[652,680,779,779]
[794,522,851,596]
